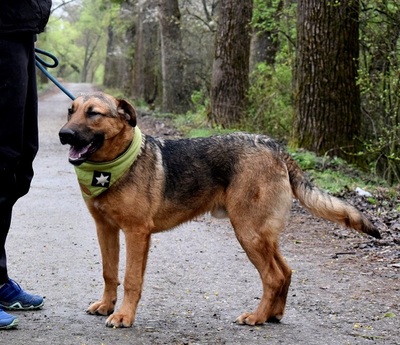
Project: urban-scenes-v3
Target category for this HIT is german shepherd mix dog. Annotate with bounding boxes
[59,92,381,328]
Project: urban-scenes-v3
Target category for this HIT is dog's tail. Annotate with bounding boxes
[284,153,381,239]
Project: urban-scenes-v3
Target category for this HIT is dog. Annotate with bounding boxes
[59,92,381,328]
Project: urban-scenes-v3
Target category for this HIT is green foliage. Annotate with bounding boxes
[252,0,283,32]
[38,0,118,83]
[361,129,400,183]
[244,62,293,139]
[36,17,82,81]
[252,0,297,43]
[36,0,399,188]
[190,90,209,119]
[310,170,365,195]
[289,150,317,171]
[173,89,237,138]
[289,149,389,194]
[185,127,235,138]
[244,0,296,139]
[253,0,297,55]
[358,1,400,184]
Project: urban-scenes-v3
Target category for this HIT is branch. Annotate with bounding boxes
[51,0,77,13]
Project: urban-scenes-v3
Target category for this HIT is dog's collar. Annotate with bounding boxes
[74,126,142,200]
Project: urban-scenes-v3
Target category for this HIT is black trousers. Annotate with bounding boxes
[0,33,38,284]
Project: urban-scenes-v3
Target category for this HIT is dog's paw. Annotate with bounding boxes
[87,301,114,316]
[235,312,265,326]
[105,312,134,328]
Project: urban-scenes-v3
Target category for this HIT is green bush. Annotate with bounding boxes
[358,2,400,184]
[173,89,235,137]
[244,62,293,140]
[288,149,389,194]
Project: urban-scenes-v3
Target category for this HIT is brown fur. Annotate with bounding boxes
[59,92,380,328]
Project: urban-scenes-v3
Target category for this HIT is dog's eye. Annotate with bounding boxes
[87,111,101,117]
[67,108,74,119]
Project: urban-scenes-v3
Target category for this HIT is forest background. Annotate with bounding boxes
[38,0,400,185]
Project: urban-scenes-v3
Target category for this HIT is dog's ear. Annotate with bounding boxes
[117,99,137,127]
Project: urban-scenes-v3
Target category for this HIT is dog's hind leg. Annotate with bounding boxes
[232,220,292,326]
[227,176,293,325]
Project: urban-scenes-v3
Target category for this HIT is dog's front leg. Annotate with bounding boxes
[106,230,151,328]
[87,219,120,317]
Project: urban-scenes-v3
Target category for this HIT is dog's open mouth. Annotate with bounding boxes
[68,139,103,166]
[59,127,105,166]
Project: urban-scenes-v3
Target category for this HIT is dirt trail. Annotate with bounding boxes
[1,84,398,345]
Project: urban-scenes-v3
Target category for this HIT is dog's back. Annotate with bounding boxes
[151,132,380,239]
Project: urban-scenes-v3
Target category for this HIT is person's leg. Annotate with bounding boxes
[0,204,13,286]
[0,32,39,281]
[0,34,43,329]
[15,33,39,201]
[0,33,31,286]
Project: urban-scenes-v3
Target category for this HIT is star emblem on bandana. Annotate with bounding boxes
[91,171,111,188]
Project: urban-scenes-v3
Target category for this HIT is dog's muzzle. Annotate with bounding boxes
[59,128,76,145]
[59,127,104,165]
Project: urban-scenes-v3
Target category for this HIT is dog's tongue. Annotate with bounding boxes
[69,145,90,160]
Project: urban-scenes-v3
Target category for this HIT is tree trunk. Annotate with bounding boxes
[250,0,283,70]
[292,0,361,160]
[103,1,136,95]
[250,30,279,69]
[80,33,101,83]
[210,0,253,128]
[103,25,118,88]
[158,0,189,113]
[132,0,160,107]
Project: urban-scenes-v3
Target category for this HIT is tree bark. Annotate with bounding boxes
[292,0,361,159]
[132,0,160,106]
[103,1,136,95]
[103,25,119,88]
[158,0,189,113]
[210,0,253,128]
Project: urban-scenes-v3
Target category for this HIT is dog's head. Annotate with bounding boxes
[59,92,137,166]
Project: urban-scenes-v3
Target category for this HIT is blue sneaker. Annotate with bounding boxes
[0,308,18,330]
[0,279,44,311]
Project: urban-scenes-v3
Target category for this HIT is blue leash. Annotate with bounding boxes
[35,48,76,100]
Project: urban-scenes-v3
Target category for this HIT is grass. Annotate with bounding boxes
[288,149,391,195]
[173,111,238,138]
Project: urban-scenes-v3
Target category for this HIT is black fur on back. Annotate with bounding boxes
[158,137,237,201]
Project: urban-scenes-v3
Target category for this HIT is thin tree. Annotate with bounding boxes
[132,0,159,106]
[158,0,189,113]
[104,1,136,94]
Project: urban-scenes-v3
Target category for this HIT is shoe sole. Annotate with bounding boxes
[1,300,44,311]
[0,318,18,330]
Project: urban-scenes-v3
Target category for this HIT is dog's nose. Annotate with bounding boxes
[59,128,76,145]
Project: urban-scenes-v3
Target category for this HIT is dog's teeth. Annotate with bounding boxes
[69,145,90,159]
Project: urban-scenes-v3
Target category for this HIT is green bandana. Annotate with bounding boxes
[74,126,142,200]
